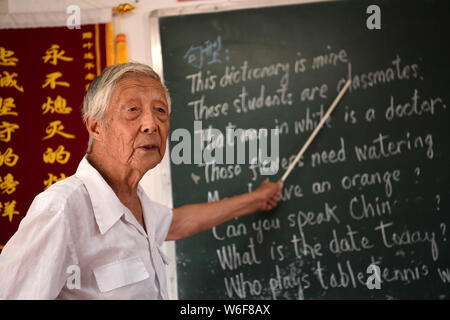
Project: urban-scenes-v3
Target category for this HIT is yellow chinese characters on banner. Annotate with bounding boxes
[0,97,18,116]
[0,173,19,194]
[0,24,108,250]
[41,43,75,191]
[0,47,19,66]
[0,71,24,92]
[0,45,21,232]
[43,145,71,164]
[41,95,72,115]
[0,121,19,142]
[0,147,19,167]
[42,44,74,65]
[82,29,101,91]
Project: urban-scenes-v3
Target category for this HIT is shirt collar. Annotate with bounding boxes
[75,156,128,235]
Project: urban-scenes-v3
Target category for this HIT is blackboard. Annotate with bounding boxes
[158,0,450,299]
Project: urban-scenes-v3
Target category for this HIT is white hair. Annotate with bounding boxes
[82,62,171,152]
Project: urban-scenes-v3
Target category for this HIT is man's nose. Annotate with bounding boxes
[141,110,158,134]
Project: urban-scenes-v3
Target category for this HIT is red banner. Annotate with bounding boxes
[0,24,108,250]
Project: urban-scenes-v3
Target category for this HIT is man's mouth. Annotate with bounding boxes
[139,144,158,151]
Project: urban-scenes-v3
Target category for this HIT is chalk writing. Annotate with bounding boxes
[184,35,224,70]
[168,12,450,299]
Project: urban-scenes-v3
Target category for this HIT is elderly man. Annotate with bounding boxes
[0,62,282,299]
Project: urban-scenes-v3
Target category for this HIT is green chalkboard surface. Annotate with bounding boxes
[159,0,450,299]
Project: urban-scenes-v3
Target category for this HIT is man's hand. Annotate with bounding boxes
[253,180,283,211]
[168,179,283,241]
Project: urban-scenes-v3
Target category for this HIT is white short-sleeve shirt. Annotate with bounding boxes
[0,156,173,300]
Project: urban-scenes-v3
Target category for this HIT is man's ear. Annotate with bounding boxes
[85,117,103,143]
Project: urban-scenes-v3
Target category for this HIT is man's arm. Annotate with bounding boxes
[166,180,282,241]
[0,196,78,299]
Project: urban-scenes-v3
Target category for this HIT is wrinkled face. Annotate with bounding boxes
[100,74,170,174]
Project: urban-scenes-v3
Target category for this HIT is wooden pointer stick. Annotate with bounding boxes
[281,79,352,182]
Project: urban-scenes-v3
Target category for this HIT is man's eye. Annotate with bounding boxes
[156,107,166,114]
[128,106,138,112]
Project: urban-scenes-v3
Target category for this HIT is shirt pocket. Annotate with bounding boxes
[93,256,150,293]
